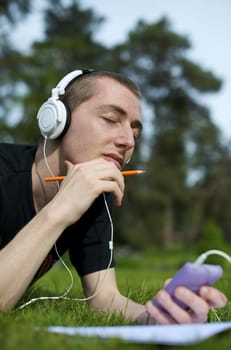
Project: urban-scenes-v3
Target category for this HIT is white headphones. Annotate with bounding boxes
[37,69,93,139]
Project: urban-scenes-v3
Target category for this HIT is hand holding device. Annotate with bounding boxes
[152,249,231,312]
[153,262,223,310]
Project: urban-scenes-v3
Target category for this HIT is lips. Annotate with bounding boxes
[102,154,124,169]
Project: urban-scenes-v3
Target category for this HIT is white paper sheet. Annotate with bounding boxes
[43,322,231,345]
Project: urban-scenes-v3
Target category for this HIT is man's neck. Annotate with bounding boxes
[32,141,61,212]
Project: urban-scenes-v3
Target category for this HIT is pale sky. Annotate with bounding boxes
[12,0,231,141]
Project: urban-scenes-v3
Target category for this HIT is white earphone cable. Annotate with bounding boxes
[17,138,113,310]
[194,249,231,266]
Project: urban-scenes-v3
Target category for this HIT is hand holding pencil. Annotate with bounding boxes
[44,170,145,182]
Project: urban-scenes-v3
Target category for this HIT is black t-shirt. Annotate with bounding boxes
[0,143,115,280]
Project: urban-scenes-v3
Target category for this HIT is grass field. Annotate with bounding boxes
[1,248,231,350]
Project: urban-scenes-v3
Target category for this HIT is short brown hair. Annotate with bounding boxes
[62,70,142,112]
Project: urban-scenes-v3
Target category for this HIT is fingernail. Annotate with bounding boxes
[158,291,167,301]
[201,286,209,294]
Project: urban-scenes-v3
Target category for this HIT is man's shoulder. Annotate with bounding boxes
[0,143,37,173]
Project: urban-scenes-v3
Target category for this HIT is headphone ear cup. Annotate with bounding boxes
[37,98,71,139]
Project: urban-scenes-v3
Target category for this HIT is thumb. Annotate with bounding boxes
[64,160,74,174]
[163,278,172,288]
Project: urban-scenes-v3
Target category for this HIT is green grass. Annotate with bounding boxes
[1,248,231,349]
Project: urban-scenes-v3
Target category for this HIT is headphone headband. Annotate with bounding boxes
[52,69,93,98]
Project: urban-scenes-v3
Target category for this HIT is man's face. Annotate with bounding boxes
[61,76,142,169]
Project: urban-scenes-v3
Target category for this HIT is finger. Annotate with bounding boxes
[62,159,124,206]
[145,300,177,325]
[174,286,209,323]
[199,286,227,308]
[64,160,78,179]
[152,290,192,324]
[78,159,125,200]
[67,158,125,193]
[163,278,172,288]
[94,162,125,193]
[98,180,124,206]
[64,159,74,171]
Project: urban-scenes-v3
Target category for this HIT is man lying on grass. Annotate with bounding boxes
[0,69,227,324]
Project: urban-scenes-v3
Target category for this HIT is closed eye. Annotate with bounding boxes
[98,104,143,140]
[102,116,118,124]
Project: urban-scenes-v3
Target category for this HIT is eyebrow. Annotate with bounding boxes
[97,104,143,132]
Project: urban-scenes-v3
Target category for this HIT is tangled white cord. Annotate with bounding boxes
[17,137,113,310]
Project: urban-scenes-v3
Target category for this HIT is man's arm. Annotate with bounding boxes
[0,203,68,312]
[81,267,150,323]
[0,158,125,312]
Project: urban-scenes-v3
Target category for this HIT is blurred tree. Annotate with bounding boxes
[0,4,230,249]
[185,123,231,243]
[195,219,227,266]
[8,0,107,142]
[0,0,32,141]
[0,0,31,23]
[107,18,230,249]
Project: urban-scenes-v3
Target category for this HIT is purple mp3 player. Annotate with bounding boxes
[153,262,223,310]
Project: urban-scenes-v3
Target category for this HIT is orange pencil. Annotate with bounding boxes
[121,170,145,176]
[44,170,145,182]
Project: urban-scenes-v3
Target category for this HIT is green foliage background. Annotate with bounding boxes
[0,0,230,251]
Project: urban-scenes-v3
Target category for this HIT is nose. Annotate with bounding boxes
[115,126,135,150]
